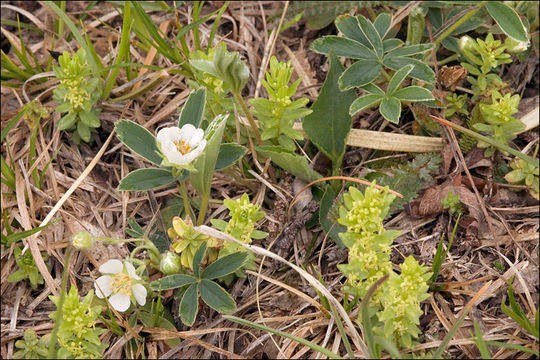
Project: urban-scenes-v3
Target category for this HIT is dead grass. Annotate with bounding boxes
[1,1,539,359]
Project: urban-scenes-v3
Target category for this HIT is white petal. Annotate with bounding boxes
[132,284,147,306]
[99,259,123,274]
[95,276,113,298]
[157,127,182,144]
[166,150,190,166]
[179,124,196,141]
[189,128,204,146]
[109,293,131,312]
[124,261,140,280]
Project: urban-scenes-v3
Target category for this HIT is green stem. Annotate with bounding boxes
[434,3,486,47]
[130,244,160,262]
[179,181,194,221]
[29,127,39,186]
[430,53,459,66]
[47,242,73,359]
[197,192,210,226]
[233,91,263,144]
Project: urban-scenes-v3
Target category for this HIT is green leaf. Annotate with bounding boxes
[392,86,435,101]
[373,12,392,39]
[118,168,176,191]
[310,36,378,60]
[199,279,236,313]
[215,143,246,170]
[383,56,436,83]
[77,122,91,142]
[303,52,357,167]
[190,114,228,197]
[115,120,162,165]
[349,94,383,116]
[383,38,403,52]
[202,251,248,280]
[485,2,528,42]
[57,113,76,130]
[386,64,414,95]
[179,283,199,326]
[335,15,370,46]
[356,15,383,56]
[256,145,322,183]
[360,83,385,95]
[179,88,206,128]
[150,274,197,291]
[79,110,100,128]
[192,242,207,278]
[338,59,381,90]
[1,221,56,247]
[379,97,401,124]
[384,43,433,58]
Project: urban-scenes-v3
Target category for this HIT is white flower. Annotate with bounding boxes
[156,124,207,167]
[94,259,147,312]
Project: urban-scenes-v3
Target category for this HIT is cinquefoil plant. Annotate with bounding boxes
[311,12,435,123]
[53,48,102,144]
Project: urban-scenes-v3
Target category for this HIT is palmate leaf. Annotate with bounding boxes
[199,279,236,313]
[215,143,246,170]
[383,56,436,83]
[386,64,414,95]
[379,97,401,124]
[485,2,528,42]
[179,283,199,326]
[373,12,392,39]
[201,251,248,280]
[118,168,176,191]
[150,274,197,291]
[335,15,370,45]
[349,94,383,116]
[393,86,434,101]
[338,59,381,90]
[310,36,377,60]
[179,88,206,128]
[115,119,162,165]
[356,14,383,56]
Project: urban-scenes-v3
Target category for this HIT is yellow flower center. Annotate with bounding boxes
[111,273,132,295]
[174,140,192,155]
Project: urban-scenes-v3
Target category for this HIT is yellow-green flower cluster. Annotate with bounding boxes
[223,193,265,244]
[377,256,431,349]
[49,287,107,359]
[168,216,221,271]
[473,90,525,156]
[52,48,102,143]
[337,184,397,301]
[337,183,431,349]
[211,193,268,285]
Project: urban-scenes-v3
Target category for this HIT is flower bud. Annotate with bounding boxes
[159,251,182,275]
[458,35,475,53]
[72,231,94,250]
[505,37,529,53]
